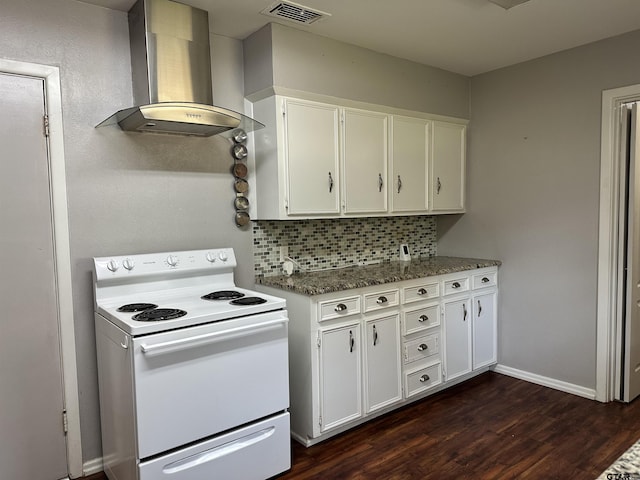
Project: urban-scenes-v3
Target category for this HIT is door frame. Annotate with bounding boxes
[597,84,640,402]
[0,58,82,477]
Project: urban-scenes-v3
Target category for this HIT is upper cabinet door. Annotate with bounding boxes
[342,109,388,214]
[431,121,466,212]
[284,99,341,215]
[390,116,430,213]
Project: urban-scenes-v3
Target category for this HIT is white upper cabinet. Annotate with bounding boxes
[431,121,466,212]
[342,108,388,214]
[252,95,466,219]
[390,116,430,213]
[284,99,341,215]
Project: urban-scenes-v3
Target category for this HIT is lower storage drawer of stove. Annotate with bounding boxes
[139,412,290,480]
[404,363,442,398]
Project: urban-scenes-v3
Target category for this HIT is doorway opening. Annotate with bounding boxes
[597,84,640,403]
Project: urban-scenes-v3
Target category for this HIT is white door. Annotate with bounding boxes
[343,109,388,214]
[442,296,472,381]
[472,291,497,370]
[319,323,362,431]
[364,314,402,413]
[284,99,341,215]
[390,116,429,212]
[431,121,466,211]
[0,73,68,479]
[622,102,640,402]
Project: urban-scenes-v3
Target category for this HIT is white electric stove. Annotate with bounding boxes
[93,248,291,480]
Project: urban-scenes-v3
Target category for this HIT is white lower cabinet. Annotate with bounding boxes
[472,290,497,369]
[319,323,362,432]
[257,266,498,446]
[442,295,472,382]
[364,314,402,413]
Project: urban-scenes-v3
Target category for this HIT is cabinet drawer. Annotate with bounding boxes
[319,296,361,322]
[403,333,439,364]
[363,289,399,313]
[405,363,442,398]
[443,276,469,296]
[403,304,439,335]
[403,282,439,304]
[472,271,497,290]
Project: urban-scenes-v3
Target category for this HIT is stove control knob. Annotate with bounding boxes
[205,252,217,263]
[106,260,119,272]
[166,255,179,267]
[218,251,228,262]
[122,258,135,271]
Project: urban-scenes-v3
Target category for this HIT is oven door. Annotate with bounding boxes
[132,309,289,458]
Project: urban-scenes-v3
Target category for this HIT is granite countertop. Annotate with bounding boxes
[256,256,501,296]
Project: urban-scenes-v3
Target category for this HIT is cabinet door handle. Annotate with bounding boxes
[418,288,427,295]
[373,325,378,346]
[420,374,430,383]
[349,330,354,353]
[376,296,388,305]
[482,277,490,283]
[378,173,384,192]
[478,300,482,316]
[437,177,442,194]
[328,172,334,193]
[419,315,429,323]
[397,175,402,194]
[418,343,428,352]
[452,282,461,289]
[463,303,468,322]
[334,303,347,312]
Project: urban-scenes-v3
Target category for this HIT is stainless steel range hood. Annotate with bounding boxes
[97,0,263,137]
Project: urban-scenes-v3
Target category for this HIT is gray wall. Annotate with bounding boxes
[244,23,470,119]
[1,0,255,464]
[438,29,640,389]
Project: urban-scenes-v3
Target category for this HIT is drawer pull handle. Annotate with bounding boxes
[420,374,430,383]
[452,282,461,289]
[482,277,490,283]
[418,288,427,295]
[376,296,388,305]
[349,330,354,353]
[418,343,428,352]
[334,303,347,312]
[419,315,429,323]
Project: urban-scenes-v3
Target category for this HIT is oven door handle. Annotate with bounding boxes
[139,318,287,356]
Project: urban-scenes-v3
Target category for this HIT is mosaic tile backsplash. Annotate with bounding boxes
[253,216,437,277]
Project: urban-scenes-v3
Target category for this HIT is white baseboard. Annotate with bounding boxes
[493,364,597,400]
[82,457,103,477]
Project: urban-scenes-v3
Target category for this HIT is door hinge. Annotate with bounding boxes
[62,409,68,434]
[43,114,50,137]
[317,332,321,348]
[318,415,322,427]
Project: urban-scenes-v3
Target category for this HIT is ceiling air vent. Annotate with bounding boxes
[261,1,331,25]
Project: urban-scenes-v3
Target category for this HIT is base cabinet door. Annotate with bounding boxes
[472,291,497,369]
[443,296,472,381]
[319,323,362,432]
[364,314,402,413]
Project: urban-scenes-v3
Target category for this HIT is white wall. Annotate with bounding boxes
[0,0,255,464]
[438,29,640,390]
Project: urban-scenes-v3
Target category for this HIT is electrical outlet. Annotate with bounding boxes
[279,246,288,262]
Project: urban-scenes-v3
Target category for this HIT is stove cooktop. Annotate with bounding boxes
[93,249,286,335]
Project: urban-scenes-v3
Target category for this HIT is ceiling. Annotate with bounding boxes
[76,0,640,76]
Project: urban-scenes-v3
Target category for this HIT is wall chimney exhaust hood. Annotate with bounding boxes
[97,0,263,137]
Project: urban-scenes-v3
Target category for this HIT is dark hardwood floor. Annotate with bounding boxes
[85,372,640,479]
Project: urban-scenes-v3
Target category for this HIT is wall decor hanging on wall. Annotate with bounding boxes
[231,129,250,227]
